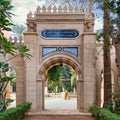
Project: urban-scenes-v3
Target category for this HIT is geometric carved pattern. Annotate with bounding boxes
[42,47,78,57]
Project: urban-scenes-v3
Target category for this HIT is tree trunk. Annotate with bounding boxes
[103,0,112,107]
[115,44,120,91]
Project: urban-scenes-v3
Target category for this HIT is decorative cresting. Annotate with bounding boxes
[27,5,84,17]
[8,36,24,44]
[27,1,94,32]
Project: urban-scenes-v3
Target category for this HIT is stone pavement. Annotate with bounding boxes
[8,93,77,110]
[45,99,77,110]
[8,93,95,120]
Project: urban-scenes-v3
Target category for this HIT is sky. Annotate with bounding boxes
[11,0,103,31]
[11,0,45,25]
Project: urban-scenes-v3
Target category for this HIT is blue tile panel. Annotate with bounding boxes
[42,47,57,57]
[42,47,78,57]
[63,47,78,56]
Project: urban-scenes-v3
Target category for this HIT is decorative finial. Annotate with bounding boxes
[48,6,52,13]
[42,5,46,12]
[87,0,92,12]
[63,6,67,13]
[74,6,79,13]
[37,6,41,13]
[9,36,12,41]
[58,6,62,13]
[53,6,57,13]
[27,11,32,18]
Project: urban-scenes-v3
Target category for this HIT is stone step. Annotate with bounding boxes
[23,115,95,120]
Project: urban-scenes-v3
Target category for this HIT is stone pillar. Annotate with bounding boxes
[10,56,25,105]
[82,33,96,112]
[24,32,38,112]
[77,79,84,112]
[36,79,44,112]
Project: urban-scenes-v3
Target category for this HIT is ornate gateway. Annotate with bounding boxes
[13,2,96,113]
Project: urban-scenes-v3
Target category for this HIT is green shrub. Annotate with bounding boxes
[90,105,120,120]
[106,99,113,112]
[114,101,120,114]
[0,102,32,120]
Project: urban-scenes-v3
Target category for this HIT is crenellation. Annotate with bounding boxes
[9,36,12,41]
[87,0,92,13]
[48,6,52,13]
[8,36,24,44]
[74,6,79,13]
[58,6,62,13]
[69,5,73,12]
[27,11,33,18]
[80,6,84,13]
[63,6,67,13]
[36,6,41,13]
[53,6,57,13]
[27,5,92,15]
[34,11,37,16]
[42,5,46,13]
[13,37,19,43]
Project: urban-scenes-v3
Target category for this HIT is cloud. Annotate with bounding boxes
[94,17,103,31]
[11,0,45,25]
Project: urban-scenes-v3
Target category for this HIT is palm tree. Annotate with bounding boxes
[103,0,111,107]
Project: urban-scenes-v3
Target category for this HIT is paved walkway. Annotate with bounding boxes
[45,99,77,110]
[8,93,77,110]
[8,93,92,116]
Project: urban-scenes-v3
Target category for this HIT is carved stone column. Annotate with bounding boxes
[10,56,25,105]
[77,79,84,112]
[82,32,96,112]
[36,79,44,112]
[24,32,38,112]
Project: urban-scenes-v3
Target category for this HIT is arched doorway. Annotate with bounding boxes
[37,53,82,111]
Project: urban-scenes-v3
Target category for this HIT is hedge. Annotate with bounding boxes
[0,102,32,120]
[90,105,120,120]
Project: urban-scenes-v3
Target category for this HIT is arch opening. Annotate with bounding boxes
[45,64,77,110]
[38,53,82,111]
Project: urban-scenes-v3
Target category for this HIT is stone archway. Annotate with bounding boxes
[19,3,96,113]
[37,52,83,111]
